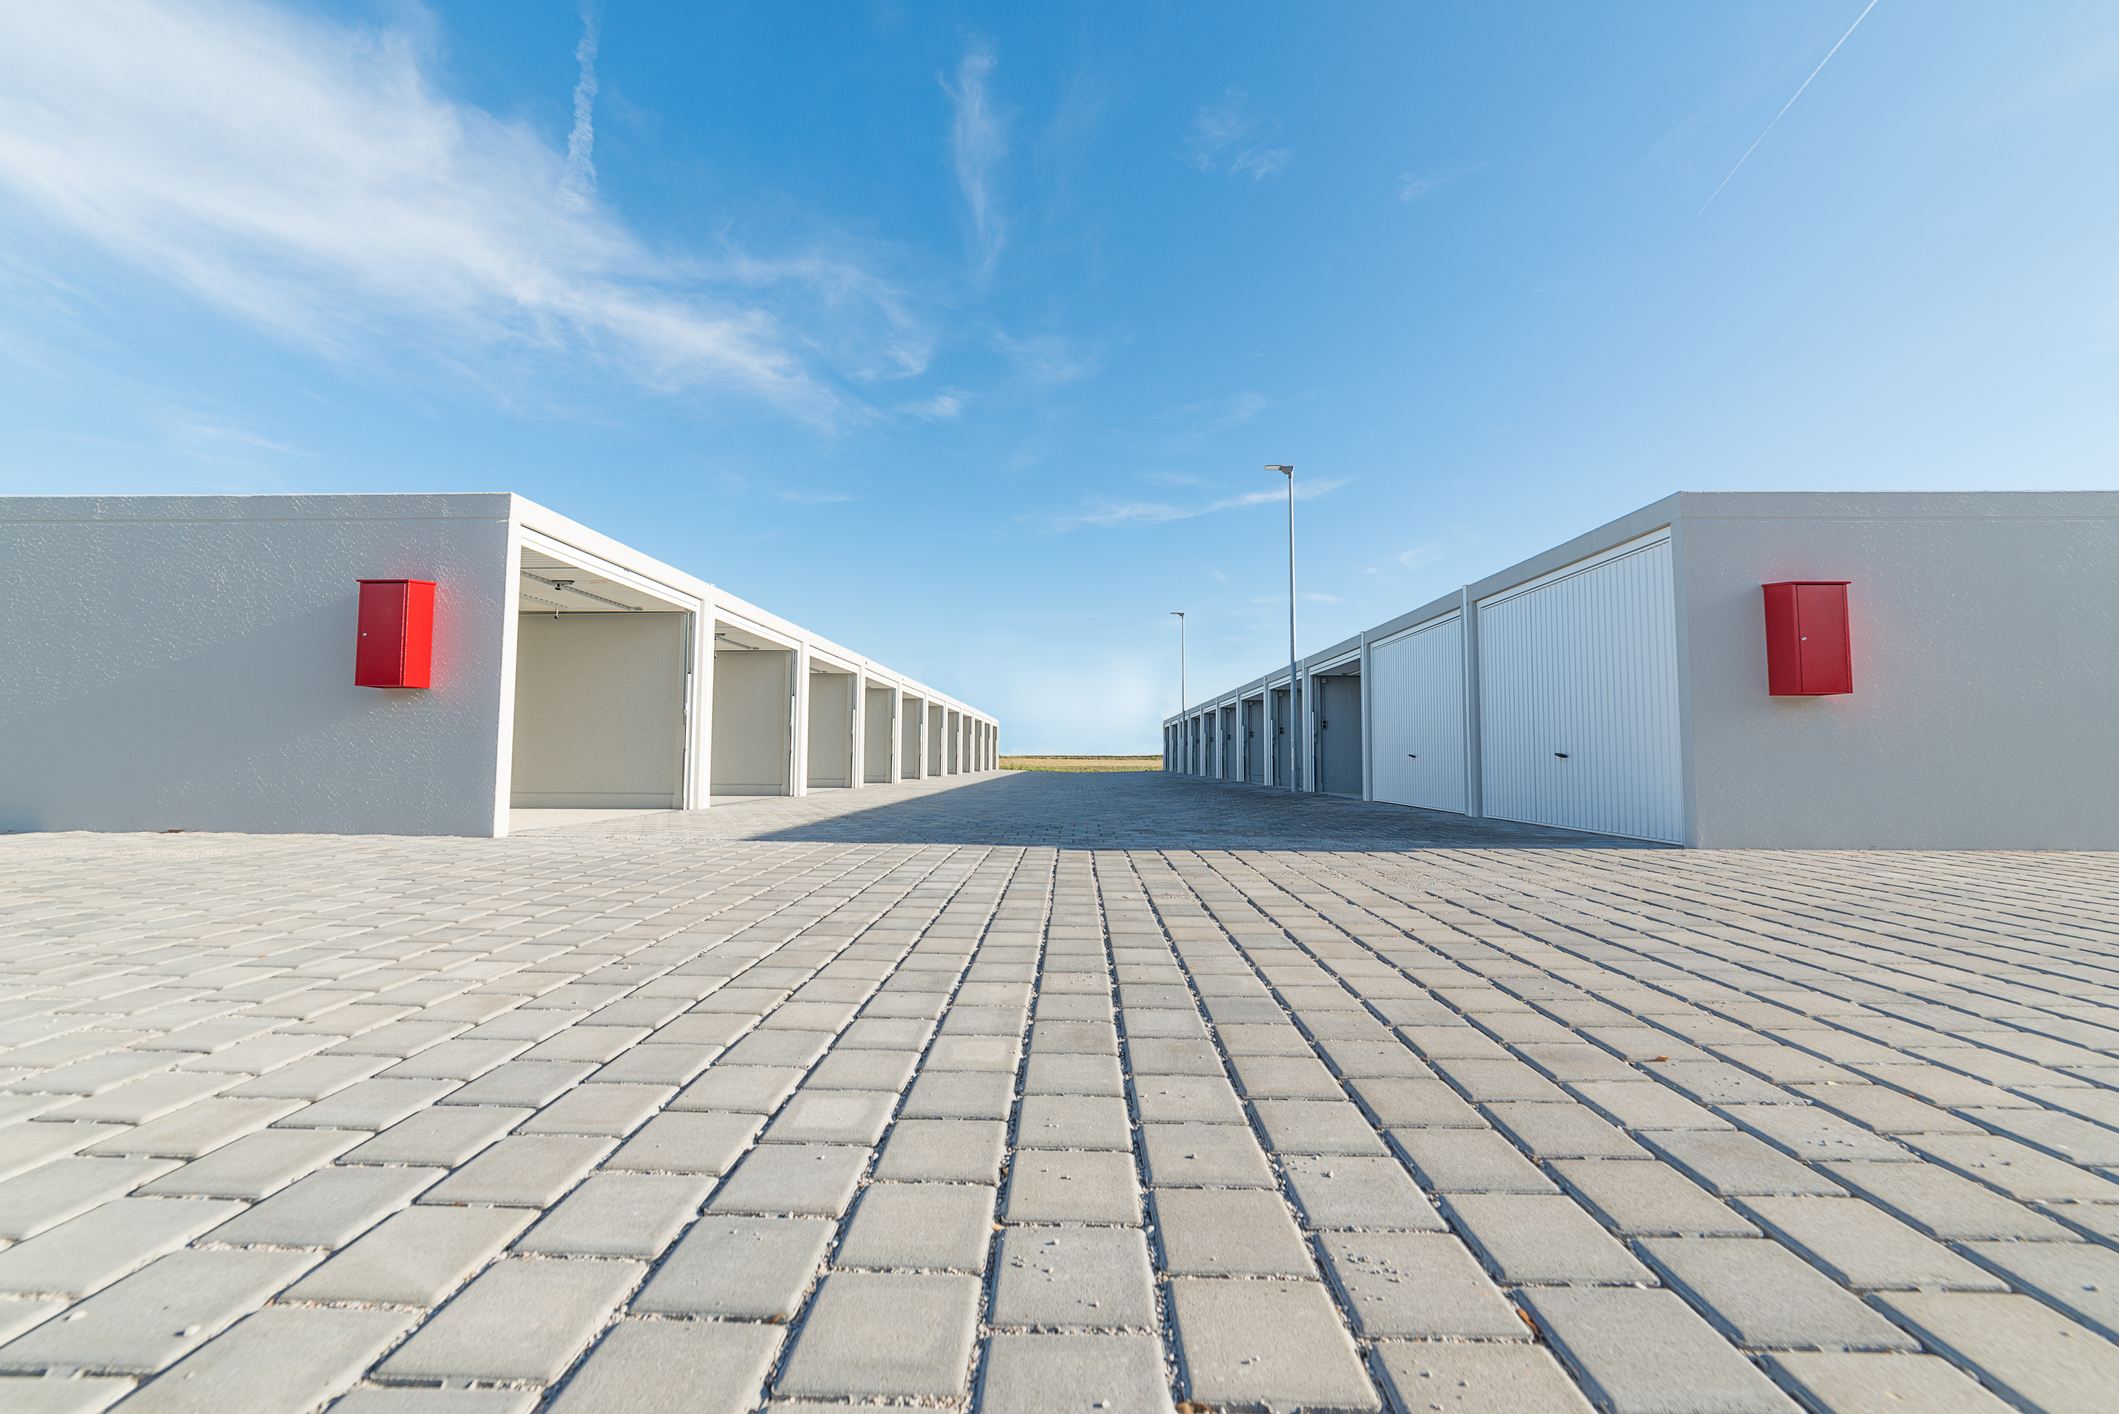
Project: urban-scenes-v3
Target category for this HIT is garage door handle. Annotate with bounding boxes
[1407,754,1417,759]
[1554,752,1569,759]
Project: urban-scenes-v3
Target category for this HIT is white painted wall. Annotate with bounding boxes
[806,671,852,789]
[0,494,514,836]
[1677,492,2119,849]
[511,612,685,808]
[864,686,894,783]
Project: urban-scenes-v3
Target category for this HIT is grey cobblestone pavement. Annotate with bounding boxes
[0,770,2115,1413]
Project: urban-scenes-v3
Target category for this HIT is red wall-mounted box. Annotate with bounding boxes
[1762,581,1852,696]
[355,580,435,688]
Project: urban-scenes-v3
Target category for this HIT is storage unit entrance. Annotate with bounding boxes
[1369,615,1466,814]
[711,623,793,796]
[865,685,895,783]
[806,665,855,789]
[1312,664,1362,797]
[510,550,690,810]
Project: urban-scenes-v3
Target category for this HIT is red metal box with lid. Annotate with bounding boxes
[1762,581,1851,696]
[355,579,435,688]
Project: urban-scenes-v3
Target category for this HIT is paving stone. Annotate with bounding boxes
[1319,1231,1523,1339]
[941,1006,1026,1037]
[1166,1278,1381,1412]
[760,1088,895,1145]
[515,1172,713,1258]
[134,1126,358,1200]
[0,1123,128,1181]
[1645,1130,1848,1197]
[1137,1122,1273,1187]
[1487,1100,1649,1159]
[0,1248,316,1374]
[1551,1159,1758,1236]
[925,1034,1022,1071]
[1024,1052,1126,1096]
[0,1197,244,1297]
[271,1080,455,1132]
[1521,1285,1799,1414]
[1282,1154,1446,1231]
[1445,1193,1653,1285]
[0,1297,69,1345]
[1017,1093,1132,1149]
[1132,1075,1245,1124]
[1721,1103,1916,1163]
[1005,1150,1141,1223]
[1761,1351,2016,1414]
[1956,1240,2119,1342]
[979,1333,1174,1414]
[1126,1039,1224,1077]
[518,1082,672,1136]
[806,1045,920,1090]
[633,1214,833,1318]
[522,1026,651,1064]
[0,1375,132,1412]
[603,1110,763,1173]
[1816,1159,2078,1240]
[1570,1080,1732,1131]
[1251,1098,1391,1155]
[1736,1197,2007,1291]
[1391,1128,1556,1194]
[776,1272,982,1398]
[837,1182,996,1271]
[376,1038,530,1081]
[340,1104,526,1167]
[706,1142,868,1216]
[0,1157,181,1241]
[1350,1076,1486,1127]
[653,1012,758,1046]
[112,1305,410,1413]
[873,1117,1004,1182]
[1153,1188,1314,1276]
[1371,1341,1594,1414]
[1870,1291,2119,1414]
[991,1226,1158,1327]
[902,1069,1014,1120]
[1788,1082,1982,1135]
[80,1099,298,1158]
[545,1319,783,1414]
[435,1059,594,1108]
[1229,1053,1344,1097]
[1518,1041,1649,1084]
[42,1072,230,1125]
[669,1063,802,1113]
[1961,1105,2119,1167]
[1122,1009,1209,1039]
[377,1256,642,1383]
[208,1162,437,1248]
[418,1134,614,1207]
[1904,1133,2119,1202]
[285,1204,531,1305]
[1637,1238,1919,1352]
[586,1042,719,1087]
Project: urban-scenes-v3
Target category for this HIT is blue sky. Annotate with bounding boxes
[4,2,2115,751]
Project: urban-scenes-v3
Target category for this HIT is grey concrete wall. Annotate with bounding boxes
[710,649,790,795]
[1676,492,2119,849]
[0,494,513,836]
[510,612,685,808]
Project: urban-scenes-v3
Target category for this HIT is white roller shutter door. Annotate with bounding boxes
[1370,615,1467,813]
[1477,534,1682,843]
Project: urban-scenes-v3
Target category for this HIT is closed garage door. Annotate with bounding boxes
[1478,533,1681,843]
[1370,615,1466,813]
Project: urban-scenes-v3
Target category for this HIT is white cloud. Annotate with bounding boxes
[1183,89,1291,180]
[901,388,968,420]
[1398,161,1487,202]
[943,41,1009,284]
[0,1,920,417]
[996,332,1098,385]
[1042,477,1347,532]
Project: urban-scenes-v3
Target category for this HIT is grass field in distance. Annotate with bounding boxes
[999,755,1163,773]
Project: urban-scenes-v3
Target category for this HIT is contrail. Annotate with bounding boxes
[1700,0,1881,214]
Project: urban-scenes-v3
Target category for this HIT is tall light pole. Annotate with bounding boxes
[1267,465,1296,791]
[1169,611,1187,773]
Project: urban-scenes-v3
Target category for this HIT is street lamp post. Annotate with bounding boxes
[1169,610,1186,772]
[1267,465,1296,792]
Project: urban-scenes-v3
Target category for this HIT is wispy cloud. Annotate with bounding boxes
[943,41,1009,283]
[1398,161,1487,202]
[995,332,1098,385]
[558,4,599,213]
[901,388,969,420]
[1184,89,1291,179]
[1042,477,1347,532]
[0,1,923,419]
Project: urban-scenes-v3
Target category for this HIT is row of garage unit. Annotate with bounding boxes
[3,493,998,837]
[1166,490,2118,850]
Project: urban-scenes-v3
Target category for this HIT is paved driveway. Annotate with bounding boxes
[1,771,2116,1413]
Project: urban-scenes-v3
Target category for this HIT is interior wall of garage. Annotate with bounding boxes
[1314,673,1363,796]
[0,495,515,836]
[1677,493,2119,848]
[927,705,945,777]
[864,687,894,783]
[511,612,686,808]
[805,672,853,789]
[711,649,791,795]
[901,697,925,779]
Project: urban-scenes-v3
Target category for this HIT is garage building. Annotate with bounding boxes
[1164,491,2117,849]
[2,494,998,837]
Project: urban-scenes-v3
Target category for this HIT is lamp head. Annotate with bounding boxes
[1266,464,1293,474]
